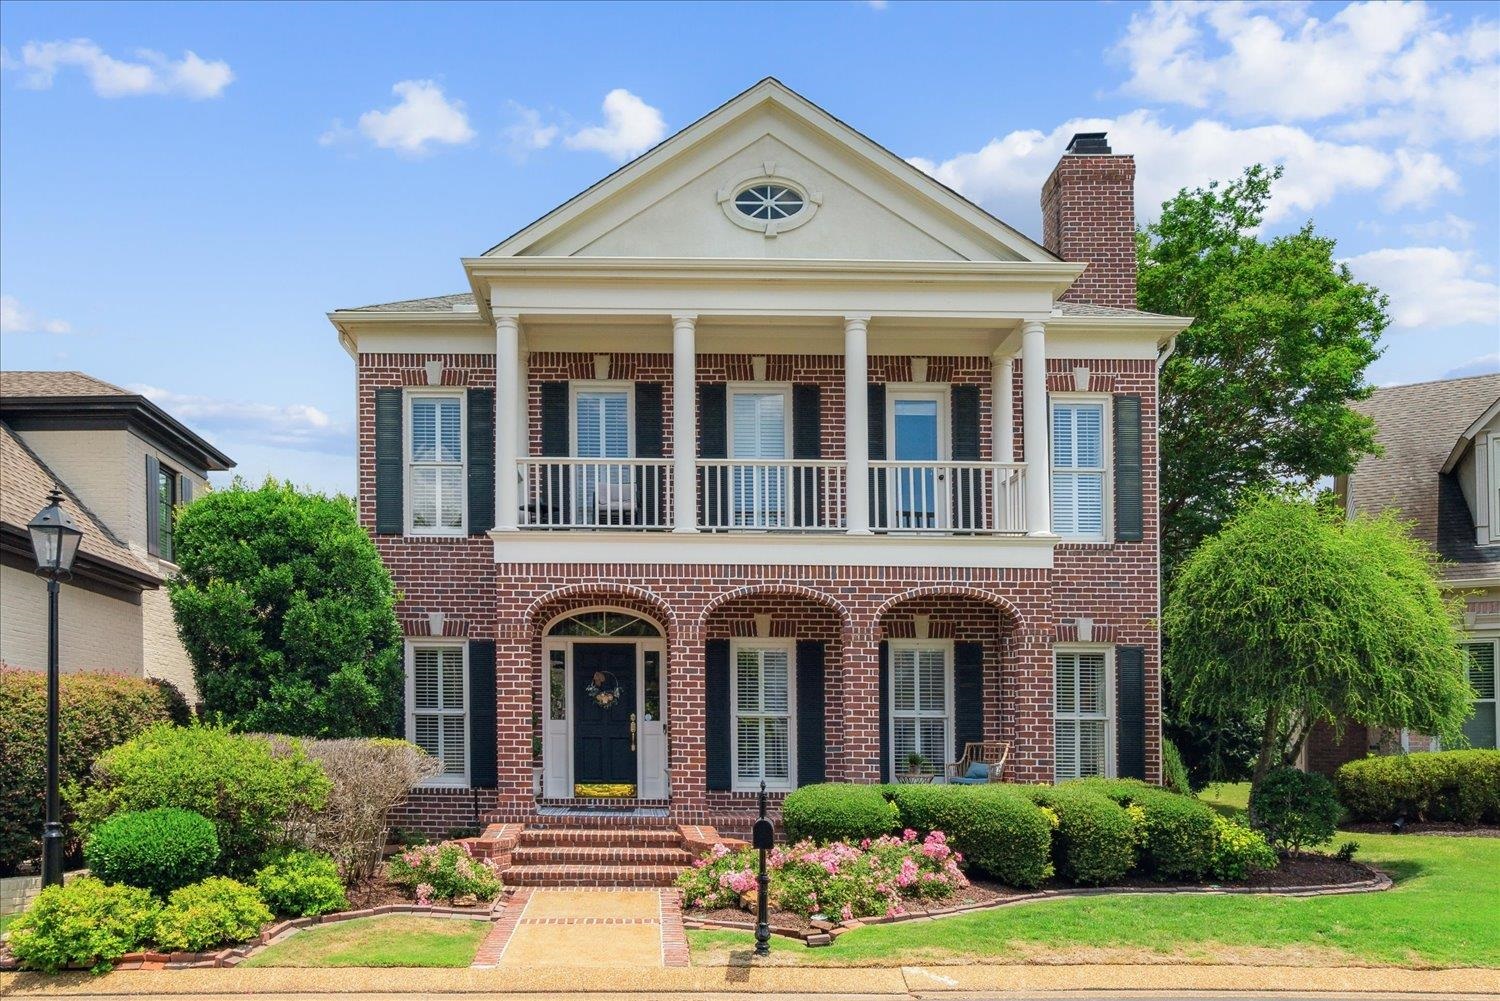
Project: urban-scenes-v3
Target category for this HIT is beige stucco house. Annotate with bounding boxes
[0,371,234,699]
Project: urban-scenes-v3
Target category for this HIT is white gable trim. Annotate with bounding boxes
[1441,395,1500,474]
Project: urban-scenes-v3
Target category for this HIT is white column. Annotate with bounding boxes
[672,314,698,533]
[844,314,872,535]
[994,352,1015,463]
[1021,319,1051,535]
[494,314,520,532]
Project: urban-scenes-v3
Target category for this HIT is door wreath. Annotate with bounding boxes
[585,670,623,708]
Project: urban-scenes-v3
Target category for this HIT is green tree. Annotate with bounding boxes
[1163,494,1473,792]
[169,479,402,737]
[1140,165,1388,577]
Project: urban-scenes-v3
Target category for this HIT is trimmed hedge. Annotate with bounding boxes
[1251,767,1340,852]
[6,877,160,974]
[254,851,347,917]
[1019,785,1136,885]
[781,783,898,844]
[1066,778,1218,880]
[0,669,185,874]
[152,877,272,952]
[1336,750,1500,825]
[83,808,219,898]
[885,784,1054,889]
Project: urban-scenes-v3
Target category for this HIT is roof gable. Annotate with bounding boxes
[484,79,1055,264]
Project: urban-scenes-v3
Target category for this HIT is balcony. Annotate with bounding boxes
[516,458,1025,535]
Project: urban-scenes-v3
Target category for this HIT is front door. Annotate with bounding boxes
[572,643,637,797]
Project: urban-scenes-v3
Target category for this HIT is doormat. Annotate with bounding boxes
[574,783,637,798]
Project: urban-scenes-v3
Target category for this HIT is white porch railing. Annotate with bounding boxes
[870,461,1027,534]
[517,458,674,529]
[697,459,847,531]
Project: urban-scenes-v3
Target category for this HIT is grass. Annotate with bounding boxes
[689,784,1500,969]
[0,913,12,937]
[241,916,490,968]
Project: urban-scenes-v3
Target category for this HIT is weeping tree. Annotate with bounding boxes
[1163,494,1473,792]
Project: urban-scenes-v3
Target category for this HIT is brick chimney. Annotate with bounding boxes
[1041,132,1137,310]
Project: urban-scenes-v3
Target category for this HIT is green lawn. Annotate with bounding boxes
[242,916,490,968]
[690,785,1500,969]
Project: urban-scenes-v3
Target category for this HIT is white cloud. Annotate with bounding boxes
[317,118,354,147]
[909,109,1428,233]
[0,295,71,335]
[1403,212,1476,244]
[130,385,351,455]
[564,88,667,161]
[1444,352,1500,379]
[358,80,475,156]
[503,101,560,159]
[1342,246,1500,329]
[1114,2,1500,144]
[4,38,232,98]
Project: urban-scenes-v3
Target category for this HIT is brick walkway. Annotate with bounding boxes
[472,887,690,969]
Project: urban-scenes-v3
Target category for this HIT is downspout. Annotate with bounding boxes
[1154,332,1177,786]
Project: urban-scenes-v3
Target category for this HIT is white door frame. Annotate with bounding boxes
[884,385,951,530]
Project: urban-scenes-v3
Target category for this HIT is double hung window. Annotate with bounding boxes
[1051,400,1107,540]
[409,645,467,783]
[1461,639,1498,749]
[573,388,631,524]
[408,394,464,533]
[1054,648,1112,780]
[890,644,949,774]
[733,642,792,790]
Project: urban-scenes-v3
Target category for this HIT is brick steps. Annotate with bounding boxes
[504,863,685,887]
[511,845,693,866]
[501,824,692,888]
[518,827,682,848]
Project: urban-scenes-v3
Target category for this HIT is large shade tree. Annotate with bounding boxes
[1163,494,1474,791]
[169,479,403,737]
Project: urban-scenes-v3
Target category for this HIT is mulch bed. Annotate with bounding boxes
[343,871,415,909]
[1341,821,1500,837]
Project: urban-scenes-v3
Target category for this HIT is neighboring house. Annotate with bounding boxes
[1307,374,1500,774]
[0,371,235,699]
[330,79,1191,837]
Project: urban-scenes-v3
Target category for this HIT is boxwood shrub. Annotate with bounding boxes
[254,850,348,917]
[1067,778,1218,881]
[83,807,219,897]
[1336,750,1500,825]
[781,783,898,844]
[1019,785,1136,885]
[885,784,1054,888]
[152,877,273,952]
[1251,767,1341,852]
[6,877,160,974]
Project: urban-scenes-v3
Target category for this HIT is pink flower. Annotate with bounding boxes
[711,843,730,858]
[896,857,919,888]
[886,903,906,918]
[415,883,434,906]
[840,903,854,921]
[902,828,918,843]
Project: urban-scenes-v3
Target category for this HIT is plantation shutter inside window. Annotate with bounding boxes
[411,647,467,780]
[1051,402,1106,540]
[1462,641,1498,749]
[734,646,792,789]
[1055,650,1110,781]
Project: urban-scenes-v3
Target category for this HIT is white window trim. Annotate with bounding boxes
[887,639,954,776]
[404,390,467,537]
[1049,393,1112,544]
[1455,634,1499,750]
[405,639,469,787]
[729,636,798,793]
[727,383,794,459]
[568,381,636,458]
[1053,643,1116,782]
[883,384,952,462]
[1485,433,1499,546]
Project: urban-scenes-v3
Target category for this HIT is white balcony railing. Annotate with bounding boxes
[517,458,674,529]
[696,459,847,531]
[870,461,1027,534]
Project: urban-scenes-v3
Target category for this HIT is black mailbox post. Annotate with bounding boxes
[752,779,774,957]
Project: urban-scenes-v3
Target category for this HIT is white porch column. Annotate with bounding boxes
[1021,319,1051,535]
[994,351,1015,463]
[844,314,872,535]
[494,313,521,532]
[672,313,698,533]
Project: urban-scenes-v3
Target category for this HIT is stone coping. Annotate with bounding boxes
[683,863,1394,947]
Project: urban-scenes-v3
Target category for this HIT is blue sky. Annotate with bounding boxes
[2,0,1496,494]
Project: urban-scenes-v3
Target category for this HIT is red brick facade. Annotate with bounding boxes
[1042,151,1137,310]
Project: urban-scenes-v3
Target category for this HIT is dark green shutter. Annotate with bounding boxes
[467,388,495,534]
[1116,646,1146,780]
[698,384,727,528]
[878,641,890,783]
[868,384,887,529]
[634,383,664,527]
[374,388,403,534]
[792,385,822,528]
[1114,395,1143,542]
[954,641,984,759]
[391,659,406,740]
[951,385,981,529]
[178,474,193,506]
[539,382,569,525]
[795,640,826,786]
[468,639,498,788]
[705,639,731,791]
[145,454,161,555]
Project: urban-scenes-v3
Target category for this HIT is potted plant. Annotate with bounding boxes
[905,752,927,778]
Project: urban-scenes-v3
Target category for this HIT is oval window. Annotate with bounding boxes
[733,183,805,221]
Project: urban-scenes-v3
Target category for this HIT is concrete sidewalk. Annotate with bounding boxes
[3,963,1497,996]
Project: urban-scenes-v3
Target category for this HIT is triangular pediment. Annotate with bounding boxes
[485,79,1055,263]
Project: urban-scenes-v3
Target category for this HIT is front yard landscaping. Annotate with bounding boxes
[241,916,489,968]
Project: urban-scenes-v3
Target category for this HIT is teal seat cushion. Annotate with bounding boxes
[966,762,990,780]
[950,776,984,785]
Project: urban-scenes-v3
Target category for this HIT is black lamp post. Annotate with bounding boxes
[751,779,775,958]
[28,487,82,888]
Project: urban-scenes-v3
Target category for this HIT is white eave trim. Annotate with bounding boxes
[464,256,1083,286]
[1441,396,1500,474]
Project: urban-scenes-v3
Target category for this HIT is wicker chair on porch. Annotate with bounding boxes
[946,741,1010,784]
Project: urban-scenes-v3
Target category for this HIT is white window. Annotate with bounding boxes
[734,183,805,221]
[571,386,633,524]
[1051,398,1108,541]
[407,393,465,534]
[1462,639,1498,750]
[407,644,467,784]
[732,641,794,791]
[1054,647,1114,781]
[729,388,790,528]
[889,643,951,775]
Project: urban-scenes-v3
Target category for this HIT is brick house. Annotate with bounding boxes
[1305,374,1500,774]
[330,79,1191,842]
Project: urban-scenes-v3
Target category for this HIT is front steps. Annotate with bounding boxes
[501,826,695,887]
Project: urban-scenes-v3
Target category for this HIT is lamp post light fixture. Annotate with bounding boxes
[28,487,82,888]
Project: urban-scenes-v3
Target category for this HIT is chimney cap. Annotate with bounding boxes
[1065,132,1112,155]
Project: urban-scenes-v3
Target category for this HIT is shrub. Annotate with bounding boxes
[387,842,501,904]
[7,877,160,973]
[151,877,272,952]
[254,851,347,917]
[83,808,219,897]
[886,785,1053,889]
[74,724,329,876]
[1162,738,1194,795]
[0,668,183,874]
[1067,778,1218,880]
[1208,814,1277,880]
[781,784,898,844]
[1335,750,1500,825]
[1020,785,1136,885]
[1251,767,1341,853]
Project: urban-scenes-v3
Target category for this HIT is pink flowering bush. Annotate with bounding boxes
[676,830,967,919]
[386,841,501,903]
